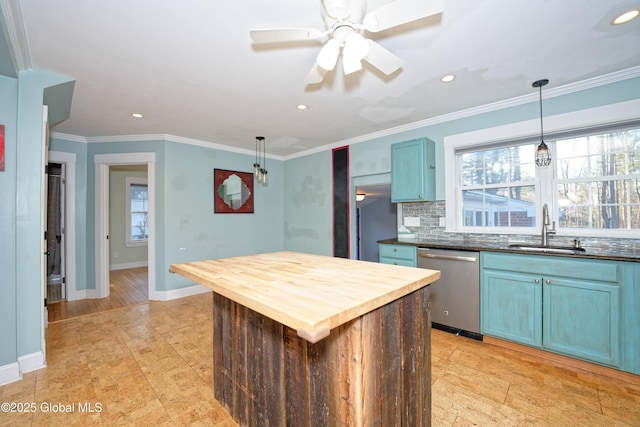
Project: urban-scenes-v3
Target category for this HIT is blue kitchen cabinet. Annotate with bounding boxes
[481,252,622,369]
[379,244,417,267]
[621,262,640,375]
[481,268,542,347]
[391,138,435,203]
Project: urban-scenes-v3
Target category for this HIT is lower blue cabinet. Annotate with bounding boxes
[481,269,542,347]
[379,244,417,267]
[481,252,621,369]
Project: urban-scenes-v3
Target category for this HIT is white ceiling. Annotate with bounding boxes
[6,0,640,157]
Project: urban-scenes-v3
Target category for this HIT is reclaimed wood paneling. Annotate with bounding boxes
[213,287,431,426]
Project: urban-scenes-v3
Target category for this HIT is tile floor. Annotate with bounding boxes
[1,292,639,426]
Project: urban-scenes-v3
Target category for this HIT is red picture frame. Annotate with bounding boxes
[0,124,5,171]
[213,169,254,213]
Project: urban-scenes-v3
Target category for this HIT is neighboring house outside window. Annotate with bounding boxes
[126,176,148,246]
[459,144,537,229]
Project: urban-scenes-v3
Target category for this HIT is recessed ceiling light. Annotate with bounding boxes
[612,9,639,25]
[441,74,455,83]
[131,113,144,118]
[297,104,308,110]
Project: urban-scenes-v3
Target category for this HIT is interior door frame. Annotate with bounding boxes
[40,106,48,361]
[48,151,76,300]
[95,152,156,299]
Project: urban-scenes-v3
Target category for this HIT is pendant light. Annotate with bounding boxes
[253,136,262,179]
[532,79,551,167]
[260,136,268,186]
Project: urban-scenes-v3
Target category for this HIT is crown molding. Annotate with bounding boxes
[52,66,640,162]
[284,66,640,160]
[50,132,86,143]
[0,0,31,72]
[49,132,284,161]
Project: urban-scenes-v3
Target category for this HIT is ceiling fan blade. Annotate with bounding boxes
[343,54,363,75]
[362,0,444,33]
[305,64,329,85]
[250,28,324,44]
[363,40,403,75]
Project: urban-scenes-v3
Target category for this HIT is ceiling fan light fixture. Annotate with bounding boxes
[316,39,340,70]
[344,32,369,60]
[612,9,639,25]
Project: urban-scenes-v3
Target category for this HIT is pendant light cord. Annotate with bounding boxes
[538,85,544,140]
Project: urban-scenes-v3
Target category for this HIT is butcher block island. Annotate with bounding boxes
[169,251,440,427]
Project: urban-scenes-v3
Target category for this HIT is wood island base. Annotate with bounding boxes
[213,287,432,427]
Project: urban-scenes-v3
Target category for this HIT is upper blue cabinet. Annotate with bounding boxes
[391,138,435,203]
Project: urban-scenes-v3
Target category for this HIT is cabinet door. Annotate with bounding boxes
[481,270,542,347]
[391,138,435,202]
[543,277,620,367]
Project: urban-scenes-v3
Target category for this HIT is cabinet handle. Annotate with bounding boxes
[393,248,397,252]
[546,279,551,284]
[534,279,540,284]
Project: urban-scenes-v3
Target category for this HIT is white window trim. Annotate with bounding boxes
[444,99,640,237]
[125,176,148,247]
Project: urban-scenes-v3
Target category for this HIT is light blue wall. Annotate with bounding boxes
[0,75,18,366]
[283,150,333,256]
[163,140,284,291]
[16,69,74,357]
[50,137,285,294]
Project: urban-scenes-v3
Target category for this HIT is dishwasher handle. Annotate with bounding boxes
[418,251,477,262]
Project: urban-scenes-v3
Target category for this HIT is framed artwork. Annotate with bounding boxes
[0,124,4,171]
[214,169,254,213]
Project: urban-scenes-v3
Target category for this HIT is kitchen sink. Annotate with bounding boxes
[508,244,586,255]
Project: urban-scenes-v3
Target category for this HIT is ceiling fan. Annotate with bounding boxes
[250,0,444,84]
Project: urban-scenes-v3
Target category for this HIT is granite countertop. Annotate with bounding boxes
[169,251,440,343]
[378,238,640,262]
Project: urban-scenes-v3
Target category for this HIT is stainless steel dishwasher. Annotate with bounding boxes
[417,247,481,339]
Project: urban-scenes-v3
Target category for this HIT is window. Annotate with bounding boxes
[448,124,640,237]
[444,99,640,238]
[459,144,537,228]
[126,177,148,246]
[555,128,640,231]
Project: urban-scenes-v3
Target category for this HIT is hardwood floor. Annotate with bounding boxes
[47,267,148,323]
[2,292,639,426]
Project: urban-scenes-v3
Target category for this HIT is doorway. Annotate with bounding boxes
[95,152,156,300]
[46,162,65,303]
[355,183,397,262]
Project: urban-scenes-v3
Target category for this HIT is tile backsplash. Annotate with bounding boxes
[401,200,640,252]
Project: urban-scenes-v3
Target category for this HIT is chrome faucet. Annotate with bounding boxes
[541,203,556,246]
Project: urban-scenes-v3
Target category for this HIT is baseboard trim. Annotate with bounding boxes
[151,284,210,301]
[66,288,100,302]
[483,336,640,386]
[0,362,21,386]
[110,261,148,271]
[18,351,46,374]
